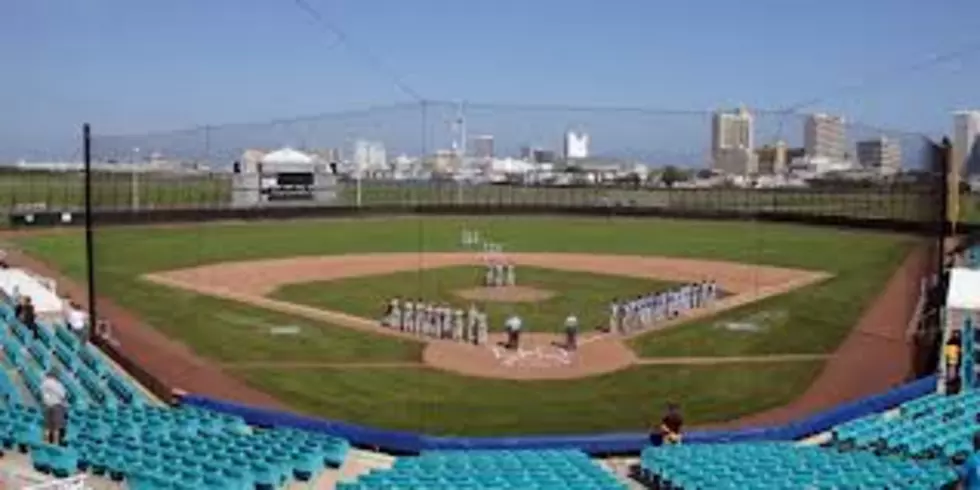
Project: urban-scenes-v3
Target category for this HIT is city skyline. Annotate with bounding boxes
[3,0,978,160]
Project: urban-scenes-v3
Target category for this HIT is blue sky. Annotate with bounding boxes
[3,0,979,160]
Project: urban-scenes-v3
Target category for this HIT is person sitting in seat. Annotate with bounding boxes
[658,402,684,446]
[947,330,963,376]
[41,369,67,446]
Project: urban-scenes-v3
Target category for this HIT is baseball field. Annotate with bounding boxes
[7,215,921,436]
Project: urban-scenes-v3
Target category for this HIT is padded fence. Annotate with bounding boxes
[180,375,937,455]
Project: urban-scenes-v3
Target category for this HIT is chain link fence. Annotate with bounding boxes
[2,101,945,225]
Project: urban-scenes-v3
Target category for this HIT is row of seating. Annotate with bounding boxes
[0,295,353,489]
[639,442,958,489]
[339,449,627,490]
[0,302,143,408]
[832,391,980,461]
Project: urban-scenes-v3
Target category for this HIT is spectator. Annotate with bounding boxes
[15,296,38,339]
[66,302,89,342]
[959,432,980,489]
[40,369,67,446]
[659,402,684,446]
[564,313,579,351]
[947,330,963,374]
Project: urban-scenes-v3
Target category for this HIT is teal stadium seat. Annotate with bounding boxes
[339,449,627,490]
[0,299,352,488]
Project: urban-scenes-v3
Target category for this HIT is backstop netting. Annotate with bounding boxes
[1,102,949,437]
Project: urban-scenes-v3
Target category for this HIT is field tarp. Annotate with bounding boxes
[180,374,938,455]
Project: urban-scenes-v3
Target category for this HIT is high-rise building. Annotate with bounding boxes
[564,131,590,160]
[711,106,755,174]
[532,149,556,164]
[804,113,846,160]
[856,137,901,172]
[353,140,387,175]
[954,111,980,177]
[755,141,788,175]
[472,135,495,159]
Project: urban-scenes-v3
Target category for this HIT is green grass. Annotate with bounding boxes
[235,361,823,436]
[13,216,917,434]
[272,265,678,333]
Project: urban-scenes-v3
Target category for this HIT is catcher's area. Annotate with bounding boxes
[145,252,831,380]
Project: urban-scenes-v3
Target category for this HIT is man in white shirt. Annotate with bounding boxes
[564,314,579,351]
[505,314,522,350]
[41,369,67,446]
[66,303,89,341]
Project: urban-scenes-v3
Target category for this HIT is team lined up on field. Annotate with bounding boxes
[381,300,490,344]
[609,279,721,334]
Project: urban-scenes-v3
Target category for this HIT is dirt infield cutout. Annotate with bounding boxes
[143,252,831,380]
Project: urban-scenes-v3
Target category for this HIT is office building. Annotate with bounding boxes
[856,137,901,172]
[756,141,788,175]
[564,131,590,160]
[353,140,387,175]
[472,135,495,159]
[532,149,556,164]
[711,106,755,174]
[954,111,980,177]
[804,113,847,160]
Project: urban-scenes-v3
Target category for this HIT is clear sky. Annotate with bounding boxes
[3,0,980,160]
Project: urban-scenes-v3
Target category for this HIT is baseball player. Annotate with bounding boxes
[485,263,495,287]
[609,299,621,334]
[453,308,465,341]
[494,262,505,287]
[506,263,516,286]
[416,299,426,335]
[476,311,489,345]
[381,299,393,328]
[442,305,453,338]
[389,298,401,329]
[467,303,479,341]
[403,300,414,332]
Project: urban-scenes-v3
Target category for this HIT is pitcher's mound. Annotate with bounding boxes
[454,286,555,303]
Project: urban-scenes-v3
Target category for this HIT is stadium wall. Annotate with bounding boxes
[179,375,937,455]
[5,203,952,236]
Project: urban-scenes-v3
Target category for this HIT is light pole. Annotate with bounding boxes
[130,147,141,211]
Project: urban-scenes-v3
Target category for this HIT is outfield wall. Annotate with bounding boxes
[6,202,950,236]
[179,375,937,455]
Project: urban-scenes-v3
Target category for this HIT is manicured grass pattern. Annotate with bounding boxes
[272,265,679,333]
[14,216,917,434]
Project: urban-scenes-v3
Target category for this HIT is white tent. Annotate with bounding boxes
[0,268,64,319]
[259,148,314,166]
[947,268,980,311]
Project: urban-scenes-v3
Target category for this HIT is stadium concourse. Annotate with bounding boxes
[0,249,975,490]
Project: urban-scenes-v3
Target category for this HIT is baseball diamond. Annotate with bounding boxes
[6,215,923,436]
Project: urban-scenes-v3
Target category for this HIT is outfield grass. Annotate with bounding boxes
[272,265,678,333]
[13,216,917,434]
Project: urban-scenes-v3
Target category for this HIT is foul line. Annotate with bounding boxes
[633,353,829,366]
[219,361,424,370]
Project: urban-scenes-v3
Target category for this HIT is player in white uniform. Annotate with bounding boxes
[453,308,465,341]
[442,305,453,338]
[467,304,479,342]
[485,263,495,287]
[402,300,414,332]
[494,263,505,287]
[415,300,426,335]
[476,311,489,345]
[609,300,621,334]
[506,263,516,286]
[388,298,401,329]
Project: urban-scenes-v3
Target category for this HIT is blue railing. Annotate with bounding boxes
[180,375,937,455]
